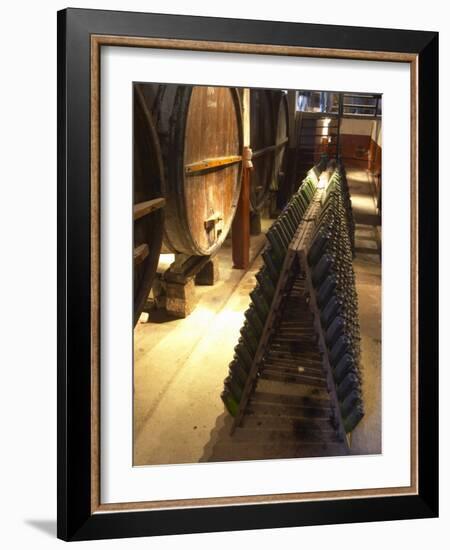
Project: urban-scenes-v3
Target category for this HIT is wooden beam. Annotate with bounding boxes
[134,243,149,265]
[343,103,377,109]
[133,198,165,220]
[185,155,242,175]
[252,137,289,159]
[341,114,381,120]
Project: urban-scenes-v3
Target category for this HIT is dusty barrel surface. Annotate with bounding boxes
[249,89,289,211]
[133,86,166,326]
[137,83,244,256]
[272,91,289,193]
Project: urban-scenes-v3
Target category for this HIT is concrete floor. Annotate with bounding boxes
[133,222,270,465]
[134,171,382,465]
[346,169,382,455]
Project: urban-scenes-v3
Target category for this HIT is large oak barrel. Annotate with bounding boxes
[249,89,289,211]
[137,84,243,256]
[133,86,166,326]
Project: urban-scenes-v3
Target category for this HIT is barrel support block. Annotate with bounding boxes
[165,279,197,319]
[195,257,220,286]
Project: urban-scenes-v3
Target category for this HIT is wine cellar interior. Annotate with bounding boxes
[133,85,382,466]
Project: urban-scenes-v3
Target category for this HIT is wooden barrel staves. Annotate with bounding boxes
[272,91,289,193]
[137,83,244,256]
[133,86,166,326]
[250,89,275,211]
[249,89,289,211]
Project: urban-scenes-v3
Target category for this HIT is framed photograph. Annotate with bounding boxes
[57,8,438,541]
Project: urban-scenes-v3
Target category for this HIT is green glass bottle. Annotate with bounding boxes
[234,341,253,371]
[221,389,239,417]
[266,232,286,265]
[262,249,280,282]
[343,403,364,432]
[240,324,258,355]
[250,288,270,319]
[256,268,276,300]
[245,304,264,336]
[229,358,248,386]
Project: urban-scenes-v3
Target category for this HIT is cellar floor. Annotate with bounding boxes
[133,221,269,465]
[133,169,382,466]
[346,169,382,455]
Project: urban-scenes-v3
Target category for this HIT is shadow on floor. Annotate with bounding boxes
[146,308,179,324]
[199,410,348,463]
[354,212,381,226]
[25,519,56,538]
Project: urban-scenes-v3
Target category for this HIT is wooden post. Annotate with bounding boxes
[232,88,251,269]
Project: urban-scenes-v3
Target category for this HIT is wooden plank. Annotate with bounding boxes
[262,364,325,379]
[251,391,329,407]
[260,370,327,387]
[341,114,380,120]
[247,402,332,420]
[263,360,324,375]
[275,332,316,340]
[134,243,149,265]
[266,354,322,367]
[231,428,339,444]
[133,198,165,220]
[184,155,242,174]
[343,103,377,109]
[241,415,332,432]
[265,356,322,370]
[252,137,289,159]
[270,336,318,346]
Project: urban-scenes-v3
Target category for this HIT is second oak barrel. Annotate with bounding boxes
[249,89,289,211]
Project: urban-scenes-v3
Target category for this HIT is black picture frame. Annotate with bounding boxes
[57,7,438,541]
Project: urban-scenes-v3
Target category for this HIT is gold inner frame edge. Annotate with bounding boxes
[89,34,419,514]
